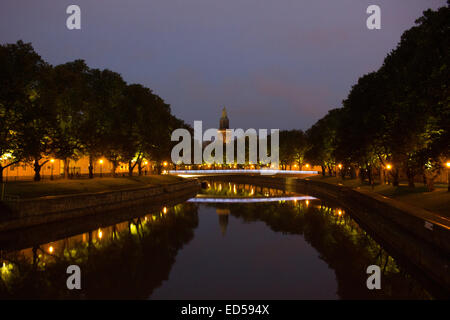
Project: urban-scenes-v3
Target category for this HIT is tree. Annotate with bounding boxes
[279,130,307,170]
[47,60,91,178]
[305,109,342,176]
[0,41,46,182]
[306,3,449,190]
[88,69,126,176]
[16,65,55,182]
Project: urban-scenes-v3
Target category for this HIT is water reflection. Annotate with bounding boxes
[165,181,431,299]
[0,204,199,299]
[0,182,434,299]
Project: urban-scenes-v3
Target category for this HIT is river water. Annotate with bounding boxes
[0,181,432,299]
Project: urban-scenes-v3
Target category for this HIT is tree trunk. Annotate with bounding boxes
[340,166,345,179]
[426,176,435,192]
[406,167,415,188]
[128,160,133,176]
[88,155,94,179]
[350,166,356,179]
[0,160,20,183]
[111,161,117,176]
[64,158,70,179]
[392,169,399,187]
[33,159,41,182]
[359,168,365,182]
[368,166,373,187]
[321,165,326,176]
[138,161,143,176]
[424,170,438,192]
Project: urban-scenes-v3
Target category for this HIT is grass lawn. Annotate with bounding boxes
[1,175,184,199]
[308,175,450,218]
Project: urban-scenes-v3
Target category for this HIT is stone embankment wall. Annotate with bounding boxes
[204,174,450,296]
[0,179,200,232]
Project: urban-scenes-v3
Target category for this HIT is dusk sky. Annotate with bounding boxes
[0,0,446,130]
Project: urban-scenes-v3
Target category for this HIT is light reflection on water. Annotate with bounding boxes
[0,182,432,299]
[188,196,316,203]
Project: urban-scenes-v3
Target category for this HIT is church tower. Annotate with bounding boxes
[218,107,231,143]
[219,107,229,130]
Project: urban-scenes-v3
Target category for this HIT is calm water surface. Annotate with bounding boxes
[0,182,432,299]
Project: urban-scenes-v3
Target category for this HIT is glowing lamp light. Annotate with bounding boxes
[386,164,392,170]
[50,159,55,163]
[99,159,104,164]
[163,207,167,214]
[98,229,103,239]
[144,161,148,165]
[446,162,450,168]
[163,161,168,167]
[338,164,342,169]
[305,164,310,168]
[48,246,54,254]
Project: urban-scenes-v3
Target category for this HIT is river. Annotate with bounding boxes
[0,181,432,299]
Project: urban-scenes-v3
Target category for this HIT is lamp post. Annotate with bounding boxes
[386,164,392,185]
[99,159,104,177]
[446,161,450,192]
[50,159,55,180]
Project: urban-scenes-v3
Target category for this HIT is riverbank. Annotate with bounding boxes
[307,176,450,218]
[0,177,200,232]
[1,175,184,199]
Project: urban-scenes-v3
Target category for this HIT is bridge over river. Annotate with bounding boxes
[168,169,319,178]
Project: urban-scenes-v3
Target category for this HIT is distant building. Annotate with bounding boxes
[218,107,232,143]
[0,157,157,181]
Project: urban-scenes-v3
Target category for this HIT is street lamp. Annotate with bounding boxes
[386,164,392,185]
[50,159,55,180]
[99,159,104,177]
[446,161,450,192]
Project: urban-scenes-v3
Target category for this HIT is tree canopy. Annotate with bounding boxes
[0,41,188,181]
[304,4,449,189]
